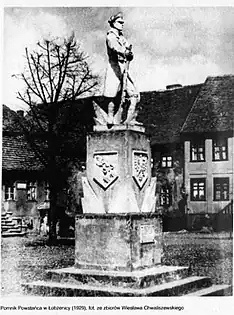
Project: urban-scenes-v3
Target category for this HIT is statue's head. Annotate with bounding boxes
[108,12,124,31]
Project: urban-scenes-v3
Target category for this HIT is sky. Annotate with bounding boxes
[2,5,234,110]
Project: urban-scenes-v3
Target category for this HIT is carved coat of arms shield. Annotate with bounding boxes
[93,151,119,189]
[132,150,149,189]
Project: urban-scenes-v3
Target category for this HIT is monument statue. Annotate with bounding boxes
[93,12,140,127]
[23,12,232,298]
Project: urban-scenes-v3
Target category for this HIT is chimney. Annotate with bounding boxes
[17,110,24,117]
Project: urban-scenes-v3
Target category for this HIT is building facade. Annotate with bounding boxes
[184,135,233,214]
[181,76,234,218]
[2,106,48,233]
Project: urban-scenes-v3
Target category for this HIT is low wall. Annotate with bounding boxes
[163,213,233,232]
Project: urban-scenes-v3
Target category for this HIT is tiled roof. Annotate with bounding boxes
[181,75,234,133]
[2,134,44,171]
[2,105,44,171]
[138,84,202,144]
[2,104,22,132]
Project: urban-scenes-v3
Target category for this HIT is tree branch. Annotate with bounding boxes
[76,81,99,97]
[25,48,45,103]
[13,111,48,166]
[31,53,47,103]
[17,92,47,133]
[46,41,54,102]
[53,42,71,104]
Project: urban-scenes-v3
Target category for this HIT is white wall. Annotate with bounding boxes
[184,137,233,213]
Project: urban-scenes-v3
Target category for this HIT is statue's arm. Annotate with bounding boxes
[106,33,126,57]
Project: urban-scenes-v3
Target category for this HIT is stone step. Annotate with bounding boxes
[1,221,21,226]
[7,228,23,233]
[184,284,232,296]
[1,211,13,216]
[1,227,18,232]
[2,231,28,237]
[22,275,211,297]
[1,224,15,228]
[1,220,15,225]
[11,224,27,229]
[2,227,22,232]
[1,223,27,232]
[1,214,13,219]
[2,224,21,229]
[47,265,190,289]
[1,225,16,230]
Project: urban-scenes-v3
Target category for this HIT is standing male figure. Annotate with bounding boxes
[103,12,140,125]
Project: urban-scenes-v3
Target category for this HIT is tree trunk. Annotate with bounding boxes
[48,184,58,244]
[47,106,59,244]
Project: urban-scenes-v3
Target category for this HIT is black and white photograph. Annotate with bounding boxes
[1,3,234,313]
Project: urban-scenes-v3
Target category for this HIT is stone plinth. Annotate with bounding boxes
[82,127,155,214]
[93,124,145,133]
[75,213,162,271]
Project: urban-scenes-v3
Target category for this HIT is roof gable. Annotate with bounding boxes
[181,75,234,133]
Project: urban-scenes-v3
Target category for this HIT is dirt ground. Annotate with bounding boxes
[1,232,232,296]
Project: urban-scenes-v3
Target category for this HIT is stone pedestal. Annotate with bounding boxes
[75,213,162,271]
[82,125,156,214]
[76,125,160,272]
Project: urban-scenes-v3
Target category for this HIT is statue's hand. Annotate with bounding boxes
[126,51,134,61]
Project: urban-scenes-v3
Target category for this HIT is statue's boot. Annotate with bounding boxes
[124,95,142,125]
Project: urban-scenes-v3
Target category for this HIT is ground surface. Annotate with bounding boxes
[1,232,232,296]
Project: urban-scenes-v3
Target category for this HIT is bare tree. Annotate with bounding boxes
[15,34,100,242]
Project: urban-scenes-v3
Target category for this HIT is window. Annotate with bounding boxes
[191,178,206,201]
[213,138,228,161]
[27,182,37,200]
[4,184,15,200]
[190,140,205,161]
[214,178,229,201]
[161,155,173,168]
[160,186,172,206]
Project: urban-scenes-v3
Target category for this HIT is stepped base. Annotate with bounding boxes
[23,280,232,297]
[46,265,189,289]
[184,284,232,296]
[22,276,210,297]
[22,264,232,297]
[1,212,28,236]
